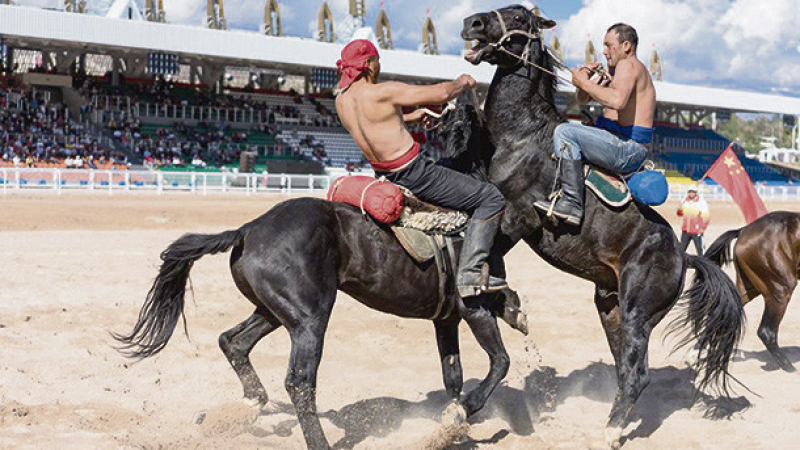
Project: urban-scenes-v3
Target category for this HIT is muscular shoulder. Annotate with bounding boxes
[615,58,647,80]
[373,81,410,101]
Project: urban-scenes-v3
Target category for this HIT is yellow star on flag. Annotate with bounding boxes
[724,156,736,168]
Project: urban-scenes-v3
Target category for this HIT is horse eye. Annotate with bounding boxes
[514,15,521,22]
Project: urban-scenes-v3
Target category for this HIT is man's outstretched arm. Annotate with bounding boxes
[378,74,475,108]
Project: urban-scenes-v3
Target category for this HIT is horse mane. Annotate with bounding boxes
[435,92,490,181]
[538,44,564,112]
[438,92,482,160]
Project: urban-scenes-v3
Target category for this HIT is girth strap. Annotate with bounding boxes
[429,234,459,321]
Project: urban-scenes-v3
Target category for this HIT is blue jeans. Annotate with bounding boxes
[554,123,648,174]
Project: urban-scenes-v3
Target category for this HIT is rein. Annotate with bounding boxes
[419,88,483,132]
[419,102,456,131]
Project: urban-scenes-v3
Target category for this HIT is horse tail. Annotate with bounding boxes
[704,229,741,267]
[114,229,244,359]
[668,254,745,396]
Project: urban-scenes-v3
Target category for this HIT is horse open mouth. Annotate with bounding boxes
[464,39,489,64]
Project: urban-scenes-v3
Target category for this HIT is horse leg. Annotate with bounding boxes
[604,268,672,450]
[490,231,528,334]
[284,316,332,450]
[219,309,281,405]
[594,287,622,372]
[457,299,510,418]
[238,223,337,450]
[758,283,796,372]
[739,257,796,372]
[434,316,463,401]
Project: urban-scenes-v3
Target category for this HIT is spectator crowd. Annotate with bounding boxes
[1,86,128,169]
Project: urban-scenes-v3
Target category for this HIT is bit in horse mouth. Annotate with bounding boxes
[464,39,488,63]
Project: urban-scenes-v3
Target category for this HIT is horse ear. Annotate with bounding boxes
[535,17,556,30]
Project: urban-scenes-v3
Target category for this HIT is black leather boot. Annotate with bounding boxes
[534,159,584,226]
[457,215,508,298]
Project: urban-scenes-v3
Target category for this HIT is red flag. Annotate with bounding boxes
[704,144,768,224]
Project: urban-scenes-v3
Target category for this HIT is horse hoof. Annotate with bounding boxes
[441,402,467,427]
[242,396,270,411]
[259,401,284,415]
[514,309,529,335]
[605,426,623,450]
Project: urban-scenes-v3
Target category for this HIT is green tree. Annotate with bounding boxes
[715,113,794,154]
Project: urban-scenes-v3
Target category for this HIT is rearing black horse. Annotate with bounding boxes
[115,98,519,450]
[460,5,744,448]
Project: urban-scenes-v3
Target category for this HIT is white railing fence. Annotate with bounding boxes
[669,183,800,202]
[3,167,800,201]
[1,168,332,195]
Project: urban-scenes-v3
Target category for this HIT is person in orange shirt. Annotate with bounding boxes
[677,186,710,255]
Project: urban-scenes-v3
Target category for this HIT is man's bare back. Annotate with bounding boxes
[336,82,415,163]
[335,54,475,167]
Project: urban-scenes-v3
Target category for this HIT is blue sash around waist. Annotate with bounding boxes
[595,116,653,144]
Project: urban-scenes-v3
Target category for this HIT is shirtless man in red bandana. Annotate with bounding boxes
[335,39,508,298]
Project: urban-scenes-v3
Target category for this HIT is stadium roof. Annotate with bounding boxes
[1,5,799,116]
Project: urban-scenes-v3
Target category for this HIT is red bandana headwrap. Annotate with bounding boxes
[336,39,379,90]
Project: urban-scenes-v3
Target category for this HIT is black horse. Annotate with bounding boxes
[705,211,800,372]
[459,5,744,448]
[115,98,520,450]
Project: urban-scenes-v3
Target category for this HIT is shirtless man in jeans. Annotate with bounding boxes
[334,39,507,298]
[535,23,656,226]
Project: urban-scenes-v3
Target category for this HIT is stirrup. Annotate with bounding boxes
[457,281,508,298]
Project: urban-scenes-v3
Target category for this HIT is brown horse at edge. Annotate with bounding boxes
[705,211,800,372]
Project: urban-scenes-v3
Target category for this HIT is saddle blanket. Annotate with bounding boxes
[585,167,631,207]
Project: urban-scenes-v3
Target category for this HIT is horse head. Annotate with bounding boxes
[437,91,490,179]
[461,5,556,69]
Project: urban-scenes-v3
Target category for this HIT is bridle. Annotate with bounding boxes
[420,9,563,131]
[484,10,573,85]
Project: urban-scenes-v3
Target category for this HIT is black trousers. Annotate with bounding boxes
[377,156,505,220]
[680,232,704,255]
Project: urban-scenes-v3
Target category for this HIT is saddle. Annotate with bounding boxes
[585,166,632,208]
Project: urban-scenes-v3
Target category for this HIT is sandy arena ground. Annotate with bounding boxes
[2,192,800,450]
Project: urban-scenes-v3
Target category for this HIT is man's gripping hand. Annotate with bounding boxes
[456,74,476,90]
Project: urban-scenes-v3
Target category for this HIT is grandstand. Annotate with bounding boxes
[1,2,799,189]
[651,125,790,184]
